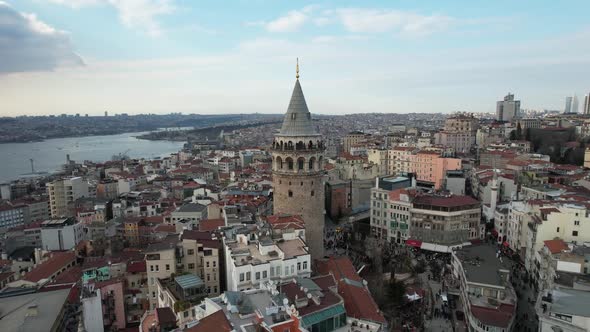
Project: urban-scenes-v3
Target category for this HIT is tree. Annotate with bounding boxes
[387,278,407,308]
[509,130,517,141]
[516,122,522,140]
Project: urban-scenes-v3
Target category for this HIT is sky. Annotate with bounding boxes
[1,0,590,116]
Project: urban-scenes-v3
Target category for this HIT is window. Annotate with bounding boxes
[183,311,188,318]
[557,227,560,232]
[311,190,314,196]
[188,263,195,269]
[152,292,156,298]
[297,262,301,270]
[291,265,295,274]
[155,265,159,271]
[240,273,244,282]
[165,264,170,271]
[288,191,293,197]
[573,231,579,236]
[256,272,260,280]
[263,271,267,278]
[187,249,194,255]
[575,220,580,226]
[277,266,281,275]
[206,261,210,268]
[150,265,154,272]
[303,261,308,270]
[246,272,251,280]
[207,274,210,281]
[213,261,216,267]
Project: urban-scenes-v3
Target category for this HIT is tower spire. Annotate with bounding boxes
[296,57,299,80]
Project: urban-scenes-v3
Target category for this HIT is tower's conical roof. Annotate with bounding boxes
[279,79,318,136]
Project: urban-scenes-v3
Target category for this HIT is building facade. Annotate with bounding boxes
[47,177,89,218]
[496,93,520,122]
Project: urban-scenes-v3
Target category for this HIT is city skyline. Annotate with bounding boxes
[1,0,590,116]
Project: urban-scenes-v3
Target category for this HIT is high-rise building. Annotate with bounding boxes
[572,95,579,113]
[47,177,89,218]
[271,63,325,259]
[496,93,520,122]
[584,93,590,115]
[564,96,573,113]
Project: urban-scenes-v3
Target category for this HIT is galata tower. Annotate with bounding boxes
[272,60,325,259]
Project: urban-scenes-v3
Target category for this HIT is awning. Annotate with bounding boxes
[420,242,450,253]
[503,241,510,247]
[491,229,498,237]
[405,239,423,248]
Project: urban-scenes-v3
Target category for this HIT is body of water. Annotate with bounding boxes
[0,132,185,183]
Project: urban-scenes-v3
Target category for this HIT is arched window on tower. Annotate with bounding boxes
[308,140,313,149]
[286,157,294,170]
[297,157,305,170]
[276,156,283,170]
[309,157,316,170]
[288,190,293,197]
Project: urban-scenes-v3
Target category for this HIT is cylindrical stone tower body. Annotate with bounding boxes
[271,77,325,259]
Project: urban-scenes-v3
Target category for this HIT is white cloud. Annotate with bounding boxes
[336,8,454,36]
[47,0,174,36]
[248,6,456,37]
[0,2,83,73]
[266,10,308,32]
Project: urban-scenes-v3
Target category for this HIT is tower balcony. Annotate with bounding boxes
[271,139,325,152]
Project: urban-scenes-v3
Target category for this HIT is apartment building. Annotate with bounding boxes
[409,194,482,250]
[223,225,311,291]
[451,245,516,332]
[145,240,178,309]
[434,113,479,153]
[525,204,590,284]
[40,217,85,251]
[370,188,411,244]
[47,177,89,217]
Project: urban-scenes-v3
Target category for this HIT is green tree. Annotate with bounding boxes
[516,122,522,140]
[387,278,407,308]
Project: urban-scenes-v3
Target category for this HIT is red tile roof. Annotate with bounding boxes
[198,219,225,232]
[413,194,479,208]
[470,304,515,328]
[127,260,147,273]
[315,256,362,283]
[181,230,214,241]
[23,251,76,283]
[266,214,305,230]
[544,239,569,254]
[338,279,386,324]
[184,310,233,332]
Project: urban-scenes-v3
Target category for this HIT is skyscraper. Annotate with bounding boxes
[584,93,590,115]
[572,95,579,113]
[564,96,573,113]
[496,93,520,122]
[271,61,325,259]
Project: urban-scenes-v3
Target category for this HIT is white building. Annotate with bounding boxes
[537,288,590,332]
[81,286,105,332]
[452,245,516,332]
[223,226,311,291]
[40,217,85,251]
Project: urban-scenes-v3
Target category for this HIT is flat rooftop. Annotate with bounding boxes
[0,288,70,331]
[228,238,308,266]
[454,244,510,287]
[547,288,590,318]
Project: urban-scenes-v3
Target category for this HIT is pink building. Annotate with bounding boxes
[410,151,461,189]
[96,278,127,330]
